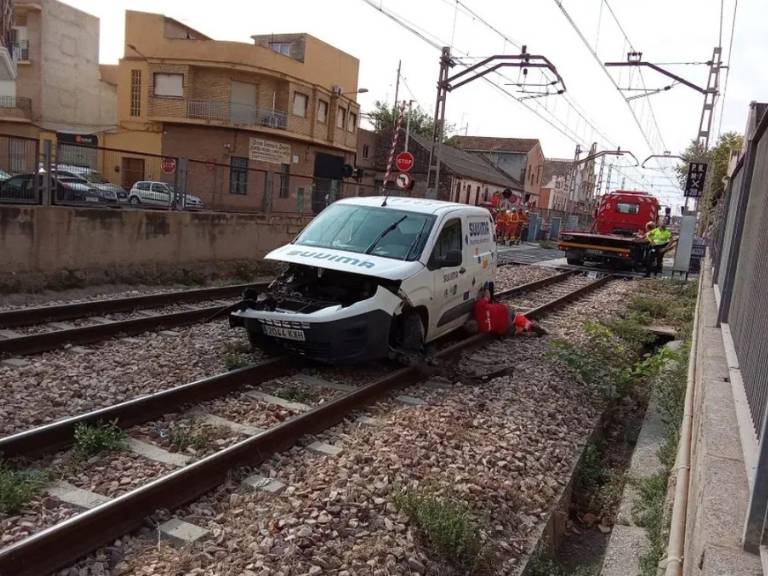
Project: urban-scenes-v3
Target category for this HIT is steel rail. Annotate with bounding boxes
[0,272,575,457]
[1,305,231,356]
[0,357,293,459]
[0,282,269,329]
[0,273,613,576]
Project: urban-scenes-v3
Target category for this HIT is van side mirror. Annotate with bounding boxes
[440,249,462,268]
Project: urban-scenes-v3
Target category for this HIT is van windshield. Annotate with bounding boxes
[295,204,436,261]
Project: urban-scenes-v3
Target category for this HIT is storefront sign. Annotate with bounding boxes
[249,137,291,165]
[58,133,99,147]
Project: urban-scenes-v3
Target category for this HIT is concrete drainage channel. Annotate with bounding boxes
[518,330,683,576]
[0,272,612,576]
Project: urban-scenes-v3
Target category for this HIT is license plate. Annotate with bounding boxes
[585,249,603,256]
[86,196,99,202]
[263,325,306,341]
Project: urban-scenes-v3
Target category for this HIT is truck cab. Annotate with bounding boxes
[230,197,497,363]
[559,190,659,268]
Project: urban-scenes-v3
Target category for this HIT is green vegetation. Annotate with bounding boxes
[173,268,206,286]
[168,424,211,453]
[0,461,48,516]
[547,278,697,576]
[677,132,744,231]
[370,99,455,140]
[527,552,600,576]
[223,340,252,370]
[274,387,313,404]
[394,487,489,573]
[72,420,127,460]
[45,269,86,291]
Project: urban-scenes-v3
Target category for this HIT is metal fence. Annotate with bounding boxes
[709,105,768,551]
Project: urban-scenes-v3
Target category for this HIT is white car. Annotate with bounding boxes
[230,196,497,363]
[128,181,205,210]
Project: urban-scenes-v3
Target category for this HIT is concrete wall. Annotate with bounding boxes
[40,0,115,131]
[0,205,309,286]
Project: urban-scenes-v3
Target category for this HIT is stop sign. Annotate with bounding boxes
[161,157,177,174]
[395,151,414,172]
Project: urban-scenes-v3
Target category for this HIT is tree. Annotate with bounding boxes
[366,100,455,140]
[676,131,743,228]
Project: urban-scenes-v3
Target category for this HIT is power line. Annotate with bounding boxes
[360,0,678,195]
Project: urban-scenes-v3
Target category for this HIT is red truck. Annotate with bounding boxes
[558,190,659,269]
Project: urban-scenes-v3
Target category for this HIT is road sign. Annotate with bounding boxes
[395,172,412,190]
[161,157,177,174]
[684,162,707,198]
[395,151,414,172]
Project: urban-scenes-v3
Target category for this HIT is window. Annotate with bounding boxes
[136,182,151,191]
[317,100,328,123]
[475,185,480,205]
[292,92,308,117]
[9,138,25,173]
[153,73,183,97]
[229,157,248,195]
[536,165,542,184]
[362,144,370,159]
[295,204,436,261]
[429,219,462,269]
[269,42,293,56]
[348,112,357,132]
[336,106,346,129]
[130,70,142,117]
[279,164,290,198]
[616,202,640,214]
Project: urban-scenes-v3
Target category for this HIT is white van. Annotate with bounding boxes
[230,196,497,363]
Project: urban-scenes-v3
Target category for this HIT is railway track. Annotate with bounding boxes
[0,282,269,357]
[0,270,610,576]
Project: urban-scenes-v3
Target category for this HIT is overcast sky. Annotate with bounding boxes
[63,0,764,209]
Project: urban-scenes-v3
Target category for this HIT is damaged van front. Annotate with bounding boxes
[230,197,496,363]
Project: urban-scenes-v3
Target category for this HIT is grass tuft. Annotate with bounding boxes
[72,420,127,460]
[167,424,211,453]
[0,461,48,516]
[394,487,490,573]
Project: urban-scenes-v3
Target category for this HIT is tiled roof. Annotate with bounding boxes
[449,135,540,154]
[410,133,524,190]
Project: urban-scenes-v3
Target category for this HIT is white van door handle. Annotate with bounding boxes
[459,267,466,274]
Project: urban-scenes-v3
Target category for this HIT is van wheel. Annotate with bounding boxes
[396,311,425,352]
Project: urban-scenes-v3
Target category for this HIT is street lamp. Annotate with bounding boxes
[332,86,368,96]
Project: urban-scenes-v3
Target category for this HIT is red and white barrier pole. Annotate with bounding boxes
[381,101,407,192]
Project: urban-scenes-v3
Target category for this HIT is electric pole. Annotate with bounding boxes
[425,46,567,199]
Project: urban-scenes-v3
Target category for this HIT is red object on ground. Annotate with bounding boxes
[514,313,534,335]
[474,298,510,336]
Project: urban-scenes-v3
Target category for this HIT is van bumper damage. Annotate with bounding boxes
[230,266,404,363]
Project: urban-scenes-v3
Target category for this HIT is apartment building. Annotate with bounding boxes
[0,0,116,141]
[450,135,545,207]
[108,11,362,213]
[540,159,572,210]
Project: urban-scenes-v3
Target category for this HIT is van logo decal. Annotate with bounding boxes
[287,250,375,269]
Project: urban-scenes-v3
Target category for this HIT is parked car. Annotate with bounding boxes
[52,165,125,202]
[128,181,206,210]
[0,169,11,183]
[0,174,103,203]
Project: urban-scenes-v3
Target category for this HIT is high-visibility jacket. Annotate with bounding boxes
[648,228,672,245]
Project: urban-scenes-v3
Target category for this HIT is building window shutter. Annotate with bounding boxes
[154,73,184,97]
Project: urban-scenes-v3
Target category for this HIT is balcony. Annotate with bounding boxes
[150,97,288,131]
[0,96,32,120]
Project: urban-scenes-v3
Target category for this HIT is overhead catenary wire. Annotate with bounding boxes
[361,0,680,198]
